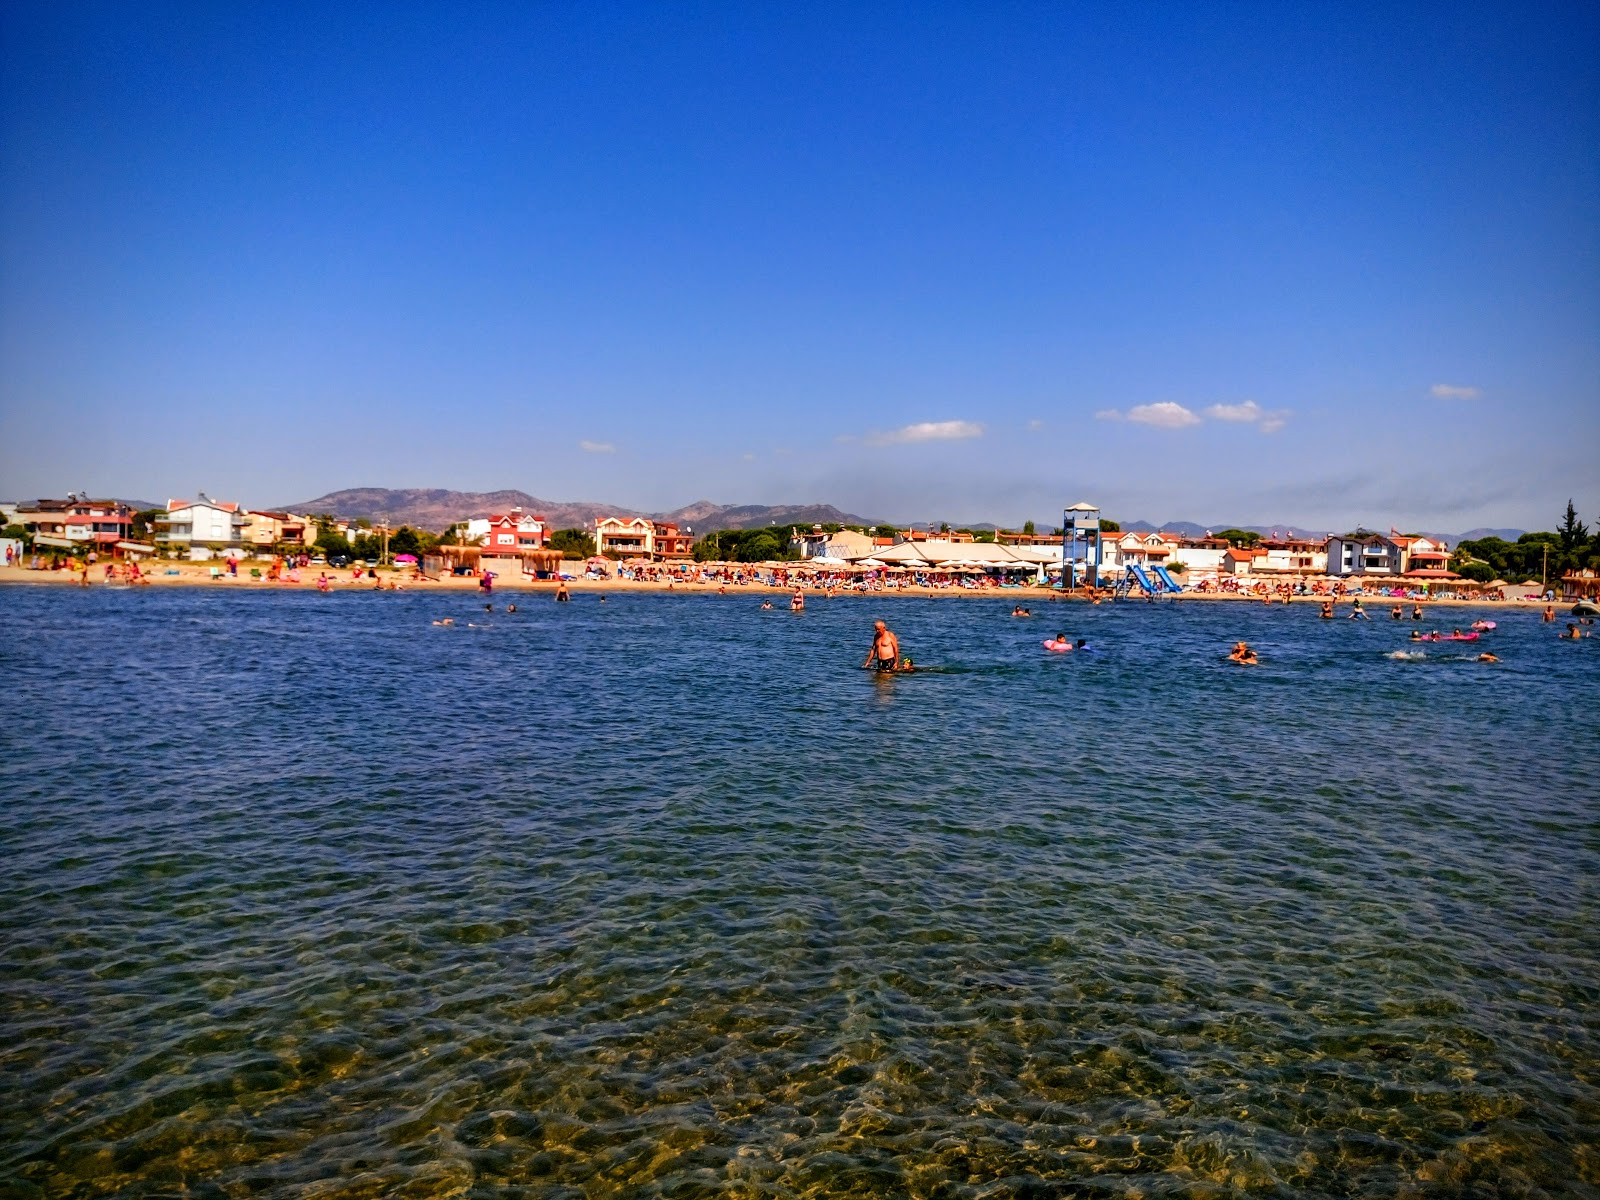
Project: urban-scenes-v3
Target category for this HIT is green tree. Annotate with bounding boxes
[390,527,422,558]
[1558,499,1589,554]
[132,508,163,539]
[1215,529,1262,547]
[1022,520,1035,535]
[1455,561,1497,582]
[314,528,352,558]
[1098,519,1119,532]
[939,522,950,533]
[550,528,596,558]
[973,530,995,543]
[873,525,898,539]
[2,522,30,545]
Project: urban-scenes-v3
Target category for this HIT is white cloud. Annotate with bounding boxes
[1259,414,1287,434]
[1430,383,1480,400]
[864,420,985,446]
[578,440,615,454]
[1094,408,1123,421]
[1125,402,1202,429]
[1204,400,1265,422]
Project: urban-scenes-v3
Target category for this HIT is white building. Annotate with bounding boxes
[155,494,249,557]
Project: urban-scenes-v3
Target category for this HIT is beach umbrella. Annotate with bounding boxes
[858,557,886,568]
[394,554,418,563]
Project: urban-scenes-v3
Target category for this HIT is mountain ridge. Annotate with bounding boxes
[277,487,875,534]
[274,488,1526,545]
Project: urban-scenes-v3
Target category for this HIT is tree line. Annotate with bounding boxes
[1452,501,1598,584]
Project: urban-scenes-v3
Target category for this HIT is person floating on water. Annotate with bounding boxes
[864,620,900,672]
[1228,641,1259,665]
[1043,634,1073,652]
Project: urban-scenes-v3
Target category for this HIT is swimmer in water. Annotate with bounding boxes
[1320,601,1334,619]
[506,603,517,613]
[598,595,607,602]
[863,620,900,672]
[1477,652,1499,662]
[1412,604,1424,620]
[761,600,773,609]
[1409,629,1423,641]
[1228,641,1258,665]
[1391,604,1403,619]
[432,618,454,626]
[1011,605,1030,616]
[791,587,805,611]
[484,603,493,612]
[1543,605,1555,622]
[555,580,570,602]
[1349,599,1368,619]
[1075,638,1091,651]
[898,656,916,673]
[1559,623,1587,639]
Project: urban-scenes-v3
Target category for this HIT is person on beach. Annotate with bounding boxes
[863,620,900,672]
[1228,641,1258,665]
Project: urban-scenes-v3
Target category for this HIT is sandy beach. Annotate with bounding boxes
[0,562,1560,607]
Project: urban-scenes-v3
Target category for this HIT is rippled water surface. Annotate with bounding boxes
[3,587,1598,1198]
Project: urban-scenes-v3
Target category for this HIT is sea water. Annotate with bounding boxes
[2,587,1596,1198]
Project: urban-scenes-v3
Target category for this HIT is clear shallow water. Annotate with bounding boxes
[2,587,1597,1199]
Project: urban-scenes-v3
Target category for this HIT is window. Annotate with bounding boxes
[498,534,514,545]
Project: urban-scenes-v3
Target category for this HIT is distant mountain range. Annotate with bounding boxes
[277,488,874,534]
[269,487,1527,544]
[1115,520,1526,544]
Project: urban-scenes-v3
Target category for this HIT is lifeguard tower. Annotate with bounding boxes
[1061,502,1104,589]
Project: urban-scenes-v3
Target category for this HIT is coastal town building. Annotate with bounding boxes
[154,495,249,556]
[481,508,549,553]
[791,527,875,561]
[1257,537,1327,574]
[1326,530,1452,578]
[243,511,312,548]
[13,497,134,551]
[594,517,694,561]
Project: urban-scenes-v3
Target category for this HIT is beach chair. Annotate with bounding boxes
[250,568,261,579]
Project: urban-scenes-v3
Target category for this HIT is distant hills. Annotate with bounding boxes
[274,487,1526,544]
[1118,520,1526,544]
[277,487,875,534]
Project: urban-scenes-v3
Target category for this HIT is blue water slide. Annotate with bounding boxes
[1152,565,1183,592]
[1127,565,1159,594]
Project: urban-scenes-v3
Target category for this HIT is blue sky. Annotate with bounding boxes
[2,1,1596,530]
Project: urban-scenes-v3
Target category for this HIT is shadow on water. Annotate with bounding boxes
[0,588,1596,1197]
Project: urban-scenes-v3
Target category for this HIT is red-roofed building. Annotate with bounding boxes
[481,508,549,553]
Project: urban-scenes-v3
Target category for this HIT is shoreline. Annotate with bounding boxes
[0,564,1561,608]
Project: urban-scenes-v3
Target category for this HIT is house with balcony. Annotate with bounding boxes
[243,510,312,548]
[596,516,654,558]
[652,522,694,560]
[14,497,134,552]
[593,516,695,561]
[482,508,549,553]
[1257,537,1328,574]
[155,495,250,557]
[1327,530,1403,577]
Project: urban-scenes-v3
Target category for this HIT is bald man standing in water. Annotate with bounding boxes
[864,620,901,673]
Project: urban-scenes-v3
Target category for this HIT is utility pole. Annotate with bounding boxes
[1542,543,1548,591]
